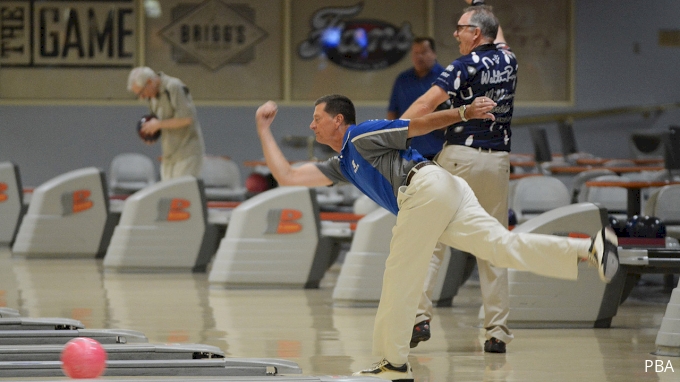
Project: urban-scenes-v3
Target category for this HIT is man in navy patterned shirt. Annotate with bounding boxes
[402,4,517,353]
[254,95,618,381]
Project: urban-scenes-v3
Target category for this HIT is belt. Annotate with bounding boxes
[475,146,496,153]
[405,161,437,186]
[444,142,506,153]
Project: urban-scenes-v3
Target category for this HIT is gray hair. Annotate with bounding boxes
[464,6,499,41]
[127,67,157,91]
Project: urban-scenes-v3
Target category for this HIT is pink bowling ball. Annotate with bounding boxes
[60,337,107,379]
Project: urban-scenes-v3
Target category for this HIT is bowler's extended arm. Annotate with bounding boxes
[255,101,333,187]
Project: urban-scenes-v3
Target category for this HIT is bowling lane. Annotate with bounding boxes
[7,252,107,328]
[103,272,221,349]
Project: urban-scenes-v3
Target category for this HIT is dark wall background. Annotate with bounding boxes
[2,0,680,187]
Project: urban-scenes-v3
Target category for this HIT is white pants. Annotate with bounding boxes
[417,144,513,343]
[372,165,591,365]
[161,155,203,181]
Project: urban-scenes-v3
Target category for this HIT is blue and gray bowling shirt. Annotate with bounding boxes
[314,119,427,215]
[434,43,518,152]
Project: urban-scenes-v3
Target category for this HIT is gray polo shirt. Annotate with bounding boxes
[149,73,205,163]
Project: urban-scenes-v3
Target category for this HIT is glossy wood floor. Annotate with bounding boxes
[1,246,678,381]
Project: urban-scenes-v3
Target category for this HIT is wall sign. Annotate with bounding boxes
[145,0,283,101]
[1,0,136,68]
[290,0,427,101]
[297,3,412,71]
[159,0,268,71]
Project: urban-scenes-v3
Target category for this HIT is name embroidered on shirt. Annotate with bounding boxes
[480,65,516,85]
[352,160,359,173]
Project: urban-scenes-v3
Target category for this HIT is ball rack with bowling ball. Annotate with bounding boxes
[609,214,674,302]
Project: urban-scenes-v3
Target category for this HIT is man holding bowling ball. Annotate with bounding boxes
[127,67,205,180]
[137,113,160,143]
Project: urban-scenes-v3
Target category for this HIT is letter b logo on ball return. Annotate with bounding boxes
[0,183,8,202]
[61,189,94,215]
[157,198,191,222]
[264,209,303,234]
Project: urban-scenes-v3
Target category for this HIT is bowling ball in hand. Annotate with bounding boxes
[136,114,161,143]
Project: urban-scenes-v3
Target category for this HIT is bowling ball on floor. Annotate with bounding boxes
[61,337,107,379]
[136,113,161,143]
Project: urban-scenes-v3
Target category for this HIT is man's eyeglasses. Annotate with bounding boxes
[456,24,478,33]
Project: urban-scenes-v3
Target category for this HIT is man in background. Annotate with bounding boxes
[128,67,205,180]
[387,37,447,160]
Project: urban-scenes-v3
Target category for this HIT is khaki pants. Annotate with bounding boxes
[161,155,203,181]
[372,165,590,365]
[417,144,513,343]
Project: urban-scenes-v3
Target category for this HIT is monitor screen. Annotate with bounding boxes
[529,127,552,163]
[558,122,578,156]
